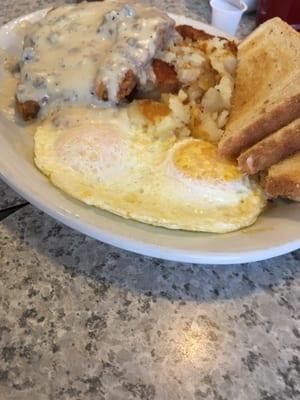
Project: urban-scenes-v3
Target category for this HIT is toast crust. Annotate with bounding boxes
[238,118,300,174]
[263,175,300,199]
[262,152,300,199]
[220,93,300,158]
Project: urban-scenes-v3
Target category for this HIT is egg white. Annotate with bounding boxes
[34,106,266,233]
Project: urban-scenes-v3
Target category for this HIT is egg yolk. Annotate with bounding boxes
[138,100,170,123]
[173,140,242,182]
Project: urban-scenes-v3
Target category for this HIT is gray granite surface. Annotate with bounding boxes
[0,1,299,400]
[0,205,300,400]
[0,181,26,209]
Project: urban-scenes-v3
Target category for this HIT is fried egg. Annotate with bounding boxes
[34,105,266,233]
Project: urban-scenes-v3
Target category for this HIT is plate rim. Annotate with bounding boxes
[2,170,300,265]
[0,8,299,265]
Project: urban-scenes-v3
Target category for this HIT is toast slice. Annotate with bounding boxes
[238,118,300,174]
[263,152,300,200]
[218,18,300,158]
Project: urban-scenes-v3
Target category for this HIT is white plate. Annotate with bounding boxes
[0,9,299,265]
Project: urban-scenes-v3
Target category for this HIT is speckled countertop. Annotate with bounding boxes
[0,1,299,400]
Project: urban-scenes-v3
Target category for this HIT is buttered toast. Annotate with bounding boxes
[218,18,300,158]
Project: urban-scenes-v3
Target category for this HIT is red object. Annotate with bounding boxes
[257,0,300,30]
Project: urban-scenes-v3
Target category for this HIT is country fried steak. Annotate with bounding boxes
[15,2,237,121]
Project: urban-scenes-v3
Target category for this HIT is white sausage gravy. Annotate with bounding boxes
[16,1,177,110]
